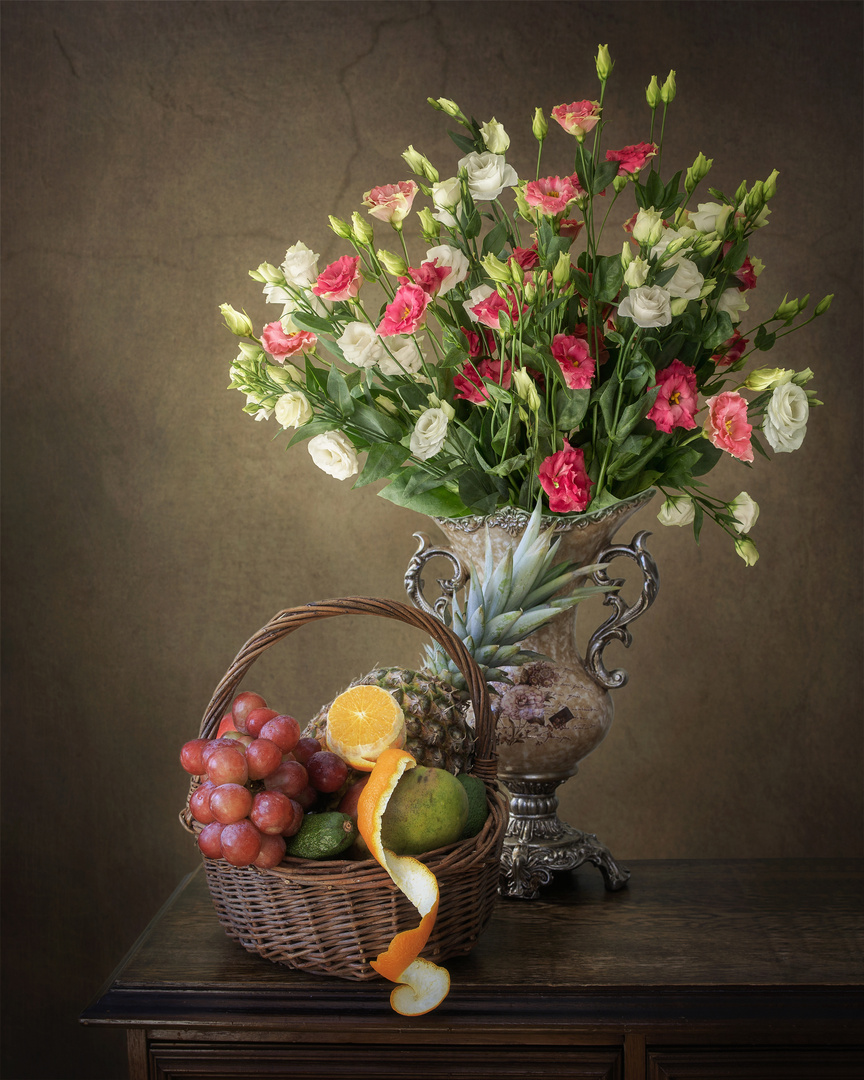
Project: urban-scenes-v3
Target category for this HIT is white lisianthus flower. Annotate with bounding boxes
[657,495,695,527]
[716,287,750,323]
[308,431,359,480]
[463,283,495,322]
[664,256,705,300]
[410,407,450,461]
[762,382,809,453]
[425,244,469,294]
[379,335,424,375]
[281,242,320,287]
[337,322,387,369]
[631,207,664,245]
[457,151,518,201]
[728,491,760,534]
[431,176,462,226]
[480,118,510,153]
[689,201,733,235]
[623,256,650,288]
[274,390,313,430]
[618,285,672,328]
[245,393,274,422]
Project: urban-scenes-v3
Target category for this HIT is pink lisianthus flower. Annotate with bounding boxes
[646,359,699,434]
[460,325,497,359]
[524,175,578,216]
[377,282,429,336]
[453,358,512,403]
[606,142,658,176]
[551,100,602,139]
[362,180,418,226]
[261,322,317,360]
[538,440,593,513]
[711,330,750,367]
[470,289,526,330]
[735,256,759,291]
[511,245,540,270]
[558,218,585,240]
[551,334,596,390]
[703,391,754,462]
[312,255,363,301]
[398,260,450,297]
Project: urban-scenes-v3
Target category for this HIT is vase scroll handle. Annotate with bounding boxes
[404,533,468,620]
[585,530,660,691]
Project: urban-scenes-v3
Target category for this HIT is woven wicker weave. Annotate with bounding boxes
[180,596,507,981]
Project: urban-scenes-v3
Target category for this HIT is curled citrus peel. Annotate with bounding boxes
[357,747,450,1016]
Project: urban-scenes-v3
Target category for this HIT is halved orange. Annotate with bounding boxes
[357,748,450,1016]
[325,685,406,771]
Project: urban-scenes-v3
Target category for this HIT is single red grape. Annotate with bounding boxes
[250,791,295,835]
[209,783,253,824]
[189,782,216,824]
[253,832,286,869]
[294,784,319,811]
[198,822,225,859]
[206,746,249,787]
[281,799,304,837]
[262,760,308,798]
[221,820,262,866]
[306,750,349,793]
[292,736,322,765]
[180,738,211,776]
[259,716,301,753]
[245,707,280,738]
[245,738,283,780]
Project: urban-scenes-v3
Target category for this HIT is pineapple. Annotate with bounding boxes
[304,503,608,773]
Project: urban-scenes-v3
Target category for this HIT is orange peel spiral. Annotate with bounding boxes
[357,748,450,1015]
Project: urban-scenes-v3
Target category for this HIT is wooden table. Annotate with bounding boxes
[82,859,864,1079]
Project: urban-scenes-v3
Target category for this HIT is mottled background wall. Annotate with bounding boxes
[2,1,861,1076]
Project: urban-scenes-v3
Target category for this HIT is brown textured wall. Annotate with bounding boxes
[2,2,862,1075]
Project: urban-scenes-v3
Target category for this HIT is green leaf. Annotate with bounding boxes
[481,220,509,257]
[645,169,665,207]
[554,386,590,429]
[614,387,660,443]
[398,382,431,411]
[754,324,777,352]
[702,311,734,351]
[377,469,470,517]
[458,470,506,515]
[350,401,404,441]
[592,158,620,195]
[488,453,531,477]
[692,502,705,542]
[723,238,749,274]
[290,310,334,335]
[448,128,477,155]
[594,254,625,303]
[690,440,723,476]
[327,365,355,416]
[286,419,339,447]
[594,376,619,435]
[353,442,407,487]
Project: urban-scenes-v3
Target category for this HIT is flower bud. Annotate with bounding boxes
[657,496,695,527]
[791,367,815,385]
[532,107,548,142]
[255,262,285,285]
[670,296,690,317]
[480,117,510,153]
[734,536,759,567]
[745,181,765,215]
[729,492,760,535]
[632,207,665,246]
[523,277,537,303]
[763,169,779,200]
[645,75,661,109]
[267,364,294,387]
[660,70,677,104]
[401,144,439,184]
[417,206,440,241]
[429,96,465,121]
[623,256,649,288]
[772,294,800,321]
[684,151,713,195]
[815,293,834,316]
[512,367,541,411]
[220,303,254,337]
[744,367,794,391]
[328,215,353,240]
[612,174,628,193]
[621,241,634,269]
[481,253,512,284]
[377,249,408,276]
[351,211,375,247]
[552,250,572,289]
[595,43,614,82]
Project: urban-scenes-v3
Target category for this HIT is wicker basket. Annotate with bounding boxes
[180,595,507,982]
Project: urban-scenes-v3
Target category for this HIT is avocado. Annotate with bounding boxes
[285,811,357,860]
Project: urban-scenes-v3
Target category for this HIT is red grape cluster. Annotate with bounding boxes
[181,690,349,869]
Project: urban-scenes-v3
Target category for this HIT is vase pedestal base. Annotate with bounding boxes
[498,775,630,900]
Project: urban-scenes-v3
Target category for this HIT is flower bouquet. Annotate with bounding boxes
[222,44,830,565]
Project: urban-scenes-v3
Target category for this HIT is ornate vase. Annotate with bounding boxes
[404,489,659,900]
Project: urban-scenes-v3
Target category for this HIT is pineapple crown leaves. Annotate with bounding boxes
[422,500,615,689]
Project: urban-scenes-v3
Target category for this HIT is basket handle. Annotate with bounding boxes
[197,596,497,782]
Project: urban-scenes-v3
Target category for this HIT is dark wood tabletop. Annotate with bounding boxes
[83,858,864,1043]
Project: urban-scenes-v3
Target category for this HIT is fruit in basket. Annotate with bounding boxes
[245,737,283,780]
[230,691,268,732]
[285,811,358,860]
[262,759,308,798]
[221,819,263,866]
[209,783,254,824]
[379,765,469,856]
[245,707,279,737]
[320,685,406,770]
[306,750,349,793]
[259,715,301,752]
[456,773,489,840]
[253,832,287,869]
[205,745,249,786]
[304,503,608,775]
[250,790,302,836]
